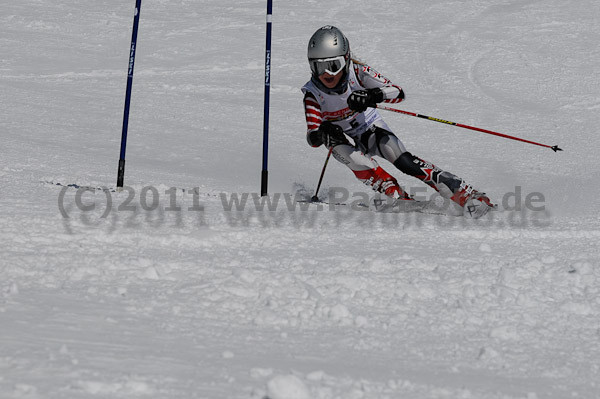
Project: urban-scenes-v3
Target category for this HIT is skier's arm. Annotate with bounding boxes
[303,92,323,147]
[353,61,405,103]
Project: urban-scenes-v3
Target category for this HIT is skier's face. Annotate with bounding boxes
[319,71,343,89]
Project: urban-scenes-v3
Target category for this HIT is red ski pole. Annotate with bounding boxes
[376,105,563,152]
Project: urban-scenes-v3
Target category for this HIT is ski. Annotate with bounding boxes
[296,199,353,207]
[367,195,497,217]
[298,197,445,214]
[370,197,433,213]
[387,198,497,217]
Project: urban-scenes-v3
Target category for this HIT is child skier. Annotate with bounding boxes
[302,25,494,218]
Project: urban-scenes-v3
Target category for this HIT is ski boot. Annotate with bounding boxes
[451,183,495,219]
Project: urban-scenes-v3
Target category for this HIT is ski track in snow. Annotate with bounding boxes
[1,1,600,398]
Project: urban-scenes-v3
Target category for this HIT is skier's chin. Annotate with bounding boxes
[320,74,339,88]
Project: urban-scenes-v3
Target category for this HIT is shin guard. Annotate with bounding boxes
[393,152,463,193]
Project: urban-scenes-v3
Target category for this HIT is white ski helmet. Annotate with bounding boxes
[307,26,350,78]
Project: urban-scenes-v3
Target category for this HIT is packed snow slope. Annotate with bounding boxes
[1,0,600,398]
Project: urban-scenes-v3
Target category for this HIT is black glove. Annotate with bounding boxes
[347,88,384,113]
[318,121,349,148]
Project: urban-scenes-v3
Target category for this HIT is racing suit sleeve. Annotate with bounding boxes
[303,92,323,147]
[353,61,405,103]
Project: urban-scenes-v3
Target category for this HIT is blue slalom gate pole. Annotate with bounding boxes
[117,0,142,190]
[260,0,273,196]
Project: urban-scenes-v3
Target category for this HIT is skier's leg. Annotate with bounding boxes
[358,125,454,192]
[393,151,494,217]
[360,125,493,217]
[331,144,410,200]
[393,151,465,196]
[358,124,408,162]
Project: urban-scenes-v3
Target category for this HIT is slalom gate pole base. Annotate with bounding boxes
[117,159,126,191]
[261,170,268,197]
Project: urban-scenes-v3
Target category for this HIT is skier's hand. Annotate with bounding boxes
[347,88,384,113]
[319,121,349,148]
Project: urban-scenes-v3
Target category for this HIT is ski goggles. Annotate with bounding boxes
[309,55,346,76]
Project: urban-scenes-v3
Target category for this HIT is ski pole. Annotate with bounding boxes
[376,105,563,152]
[311,146,334,202]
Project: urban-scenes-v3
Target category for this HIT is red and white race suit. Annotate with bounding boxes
[302,60,403,141]
[301,60,411,199]
[300,59,493,216]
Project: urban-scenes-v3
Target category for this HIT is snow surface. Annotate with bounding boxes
[1,0,600,398]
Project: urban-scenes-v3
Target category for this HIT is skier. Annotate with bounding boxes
[302,25,494,218]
